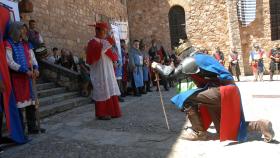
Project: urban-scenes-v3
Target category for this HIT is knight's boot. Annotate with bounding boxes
[181,108,208,141]
[247,119,275,142]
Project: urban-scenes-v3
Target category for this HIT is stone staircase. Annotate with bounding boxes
[36,81,91,118]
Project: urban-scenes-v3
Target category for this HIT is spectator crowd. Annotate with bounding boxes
[1,4,279,153]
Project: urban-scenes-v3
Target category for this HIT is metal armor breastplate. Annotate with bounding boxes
[180,57,200,75]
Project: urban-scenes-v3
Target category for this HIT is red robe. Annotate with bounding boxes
[86,37,121,118]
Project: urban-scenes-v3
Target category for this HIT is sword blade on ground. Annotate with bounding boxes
[155,73,170,131]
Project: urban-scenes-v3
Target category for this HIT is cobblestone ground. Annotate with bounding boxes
[1,76,280,158]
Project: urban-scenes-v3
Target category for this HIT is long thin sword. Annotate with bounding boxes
[155,73,170,131]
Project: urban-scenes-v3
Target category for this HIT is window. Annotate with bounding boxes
[168,5,187,48]
[237,0,256,27]
[270,0,280,40]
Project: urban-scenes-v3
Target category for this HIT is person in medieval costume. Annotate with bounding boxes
[140,40,152,93]
[269,44,280,81]
[0,4,28,151]
[149,39,169,91]
[151,40,274,142]
[129,40,144,96]
[27,20,47,58]
[5,22,45,134]
[149,39,169,63]
[249,44,265,81]
[121,39,129,97]
[86,22,121,120]
[213,47,225,66]
[228,47,241,82]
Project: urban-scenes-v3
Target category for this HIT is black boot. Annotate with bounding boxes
[164,84,169,91]
[26,105,37,134]
[141,86,147,94]
[145,81,152,92]
[134,88,141,97]
[26,105,46,134]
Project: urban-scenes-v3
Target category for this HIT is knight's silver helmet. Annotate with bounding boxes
[174,39,198,58]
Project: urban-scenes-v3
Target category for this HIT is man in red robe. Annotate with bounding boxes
[86,22,121,120]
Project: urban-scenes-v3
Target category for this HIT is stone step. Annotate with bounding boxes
[36,79,46,84]
[36,82,57,91]
[39,97,91,118]
[39,92,79,106]
[38,87,66,98]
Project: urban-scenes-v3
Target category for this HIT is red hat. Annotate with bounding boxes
[88,22,108,30]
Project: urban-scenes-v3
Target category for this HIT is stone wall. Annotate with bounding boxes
[239,0,280,75]
[128,0,279,75]
[127,0,231,64]
[127,0,171,50]
[20,0,128,56]
[18,0,278,76]
[186,0,230,55]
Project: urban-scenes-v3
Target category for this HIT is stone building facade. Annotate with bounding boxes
[20,0,128,55]
[239,0,280,74]
[127,0,280,75]
[18,0,279,75]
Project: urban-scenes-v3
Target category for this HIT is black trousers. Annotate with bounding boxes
[20,105,37,131]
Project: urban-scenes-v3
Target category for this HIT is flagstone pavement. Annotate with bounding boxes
[1,75,280,158]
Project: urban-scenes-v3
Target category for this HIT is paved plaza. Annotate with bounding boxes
[1,76,280,158]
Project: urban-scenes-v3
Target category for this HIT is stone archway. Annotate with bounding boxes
[168,5,187,48]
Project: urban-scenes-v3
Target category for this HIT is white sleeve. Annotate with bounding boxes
[101,40,112,54]
[30,49,38,67]
[228,54,232,62]
[6,48,21,71]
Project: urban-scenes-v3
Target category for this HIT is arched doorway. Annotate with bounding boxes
[168,5,187,48]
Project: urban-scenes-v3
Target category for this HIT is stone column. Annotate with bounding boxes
[226,0,244,75]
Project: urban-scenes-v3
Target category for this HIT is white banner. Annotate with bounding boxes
[110,23,122,64]
[113,21,129,42]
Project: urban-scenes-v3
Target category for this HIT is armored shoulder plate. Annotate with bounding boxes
[180,57,200,74]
